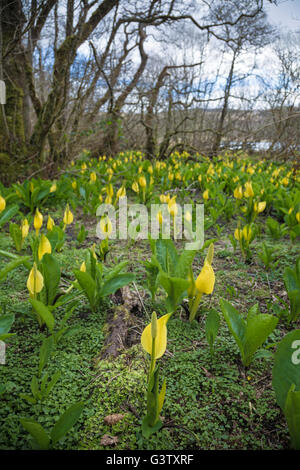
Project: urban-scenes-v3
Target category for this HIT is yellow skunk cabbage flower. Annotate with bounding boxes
[80,261,86,272]
[72,181,77,190]
[38,234,52,260]
[203,189,209,201]
[106,183,114,197]
[242,225,252,242]
[0,195,6,213]
[296,212,300,223]
[100,216,112,237]
[234,186,243,199]
[50,182,57,193]
[132,182,139,193]
[195,261,215,295]
[139,175,147,188]
[63,204,74,226]
[198,175,202,183]
[244,181,254,198]
[90,172,97,183]
[168,197,178,218]
[254,201,266,213]
[105,195,112,204]
[156,210,163,225]
[47,215,55,231]
[21,219,29,239]
[141,312,171,359]
[34,208,43,235]
[116,186,126,199]
[27,263,44,296]
[234,228,243,241]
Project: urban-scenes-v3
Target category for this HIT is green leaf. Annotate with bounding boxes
[219,299,246,357]
[30,299,55,332]
[0,205,19,227]
[50,402,84,444]
[141,415,163,439]
[100,273,135,297]
[158,272,189,313]
[243,314,278,366]
[39,336,54,376]
[41,254,61,305]
[0,313,15,336]
[0,256,30,283]
[155,239,178,275]
[284,385,300,450]
[20,419,50,450]
[74,270,96,309]
[9,223,23,251]
[30,375,40,400]
[272,329,300,410]
[205,309,220,352]
[175,249,197,279]
[45,371,61,398]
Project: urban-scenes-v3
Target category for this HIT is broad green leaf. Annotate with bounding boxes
[156,239,178,275]
[141,415,163,439]
[175,249,197,279]
[30,299,55,332]
[39,336,54,376]
[272,329,300,410]
[0,313,15,336]
[243,314,278,366]
[158,272,189,313]
[284,268,300,293]
[103,261,129,281]
[247,303,259,322]
[220,299,246,356]
[41,254,61,305]
[9,223,23,251]
[288,290,300,322]
[205,309,220,351]
[0,256,30,283]
[100,273,135,297]
[0,205,19,227]
[284,385,300,450]
[50,402,84,444]
[31,376,40,400]
[73,270,96,309]
[45,371,61,398]
[20,419,50,450]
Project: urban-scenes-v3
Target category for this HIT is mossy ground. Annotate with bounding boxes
[0,202,298,450]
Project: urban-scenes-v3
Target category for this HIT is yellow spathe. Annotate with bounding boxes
[141,313,171,359]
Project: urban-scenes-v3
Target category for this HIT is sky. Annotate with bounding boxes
[266,0,300,31]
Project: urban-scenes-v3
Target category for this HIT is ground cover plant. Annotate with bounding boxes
[0,150,300,450]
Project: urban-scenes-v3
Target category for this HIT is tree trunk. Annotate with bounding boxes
[0,1,27,173]
[212,49,237,155]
